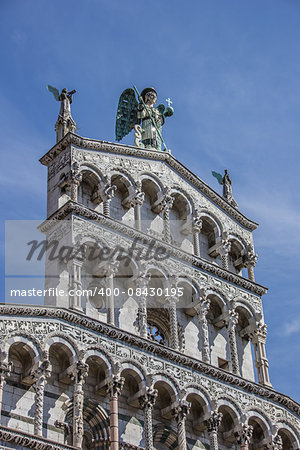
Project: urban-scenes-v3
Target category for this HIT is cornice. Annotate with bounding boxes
[38,200,267,296]
[0,304,298,417]
[39,132,258,231]
[0,424,76,449]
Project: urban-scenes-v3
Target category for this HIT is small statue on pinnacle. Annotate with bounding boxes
[115,86,174,151]
[212,169,238,209]
[47,85,77,142]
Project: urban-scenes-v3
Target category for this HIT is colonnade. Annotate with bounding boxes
[0,352,287,450]
[70,176,258,281]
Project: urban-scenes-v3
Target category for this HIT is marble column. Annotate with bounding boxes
[227,309,240,376]
[192,217,202,258]
[72,361,89,449]
[207,411,223,450]
[0,361,11,422]
[245,250,258,282]
[195,296,211,364]
[168,296,179,351]
[218,239,231,271]
[236,424,253,450]
[103,185,116,217]
[250,323,272,387]
[139,387,158,450]
[174,400,190,450]
[103,261,120,326]
[132,189,145,232]
[108,374,125,450]
[33,360,51,436]
[137,273,151,339]
[70,163,82,202]
[69,257,83,312]
[159,192,174,244]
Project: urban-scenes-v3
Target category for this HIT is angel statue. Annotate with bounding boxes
[212,169,238,209]
[47,85,77,142]
[115,86,174,151]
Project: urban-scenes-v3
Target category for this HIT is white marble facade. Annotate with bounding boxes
[0,133,299,449]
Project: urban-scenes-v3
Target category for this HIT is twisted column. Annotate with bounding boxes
[192,214,202,257]
[236,424,253,450]
[227,309,240,375]
[157,191,174,244]
[103,185,117,217]
[71,361,89,449]
[70,162,82,202]
[250,323,272,387]
[168,296,179,350]
[108,374,125,450]
[207,411,223,450]
[174,400,190,450]
[0,361,11,422]
[32,360,51,436]
[137,273,150,339]
[139,387,158,450]
[195,296,211,364]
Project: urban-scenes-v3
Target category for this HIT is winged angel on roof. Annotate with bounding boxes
[115,86,174,151]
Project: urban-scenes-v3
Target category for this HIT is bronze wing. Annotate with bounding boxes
[115,88,139,141]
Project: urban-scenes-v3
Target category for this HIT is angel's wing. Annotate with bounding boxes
[212,171,223,185]
[47,85,60,101]
[115,88,139,141]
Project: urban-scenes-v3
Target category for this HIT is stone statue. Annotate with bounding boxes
[212,169,238,209]
[47,85,77,142]
[115,86,174,151]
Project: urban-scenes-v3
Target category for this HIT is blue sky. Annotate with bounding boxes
[1,0,300,401]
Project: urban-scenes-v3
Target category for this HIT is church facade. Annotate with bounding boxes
[0,98,300,449]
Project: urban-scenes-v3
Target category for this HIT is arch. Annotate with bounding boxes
[183,384,212,417]
[216,396,243,423]
[43,334,78,363]
[169,188,193,219]
[109,168,136,191]
[246,408,272,440]
[151,372,180,398]
[139,172,164,193]
[119,359,147,386]
[78,164,105,183]
[3,334,42,364]
[64,398,110,447]
[82,348,113,373]
[196,210,222,239]
[276,421,300,450]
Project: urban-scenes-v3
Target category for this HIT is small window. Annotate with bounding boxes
[218,357,229,371]
[147,322,165,345]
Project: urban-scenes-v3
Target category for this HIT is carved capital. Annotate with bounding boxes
[265,434,283,450]
[173,400,191,422]
[32,359,51,384]
[71,361,89,384]
[108,374,125,397]
[245,245,258,267]
[0,361,12,383]
[236,424,253,445]
[139,387,158,410]
[227,309,239,329]
[207,411,223,433]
